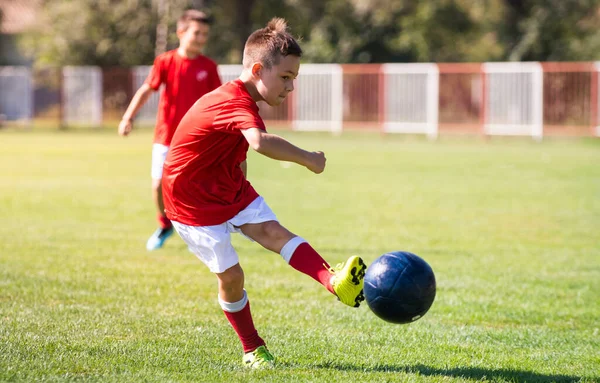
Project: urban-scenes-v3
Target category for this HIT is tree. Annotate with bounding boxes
[16,0,600,66]
[500,0,600,61]
[19,0,160,66]
[386,0,505,62]
[18,0,258,66]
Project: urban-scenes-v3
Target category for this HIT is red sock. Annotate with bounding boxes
[289,243,334,294]
[157,213,172,229]
[223,301,265,353]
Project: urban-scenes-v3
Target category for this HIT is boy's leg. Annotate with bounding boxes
[240,220,366,307]
[171,221,273,368]
[147,144,173,250]
[237,220,332,288]
[281,236,335,293]
[281,235,366,307]
[216,264,266,355]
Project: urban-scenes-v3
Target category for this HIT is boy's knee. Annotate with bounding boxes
[261,221,291,242]
[251,221,295,253]
[217,265,244,289]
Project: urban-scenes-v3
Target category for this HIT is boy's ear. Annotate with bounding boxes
[251,63,263,78]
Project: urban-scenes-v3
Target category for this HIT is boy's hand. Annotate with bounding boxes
[306,151,326,174]
[118,119,133,136]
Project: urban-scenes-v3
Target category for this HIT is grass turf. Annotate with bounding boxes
[1,128,599,382]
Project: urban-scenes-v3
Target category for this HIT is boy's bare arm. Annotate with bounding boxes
[241,128,326,174]
[118,84,155,136]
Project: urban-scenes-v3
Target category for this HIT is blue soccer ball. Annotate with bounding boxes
[364,251,436,324]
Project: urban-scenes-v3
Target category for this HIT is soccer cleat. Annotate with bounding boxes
[242,345,275,369]
[330,256,367,308]
[146,226,174,251]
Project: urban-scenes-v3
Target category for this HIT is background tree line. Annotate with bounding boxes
[13,0,600,67]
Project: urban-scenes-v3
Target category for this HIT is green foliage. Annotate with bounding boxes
[15,0,600,66]
[499,0,600,61]
[19,0,160,66]
[1,129,599,381]
[388,0,505,62]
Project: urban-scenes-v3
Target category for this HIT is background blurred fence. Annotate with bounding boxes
[1,62,599,138]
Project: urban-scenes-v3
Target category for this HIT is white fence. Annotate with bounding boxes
[218,64,243,84]
[483,62,543,140]
[0,62,599,138]
[293,64,343,133]
[382,63,439,139]
[62,66,102,126]
[132,66,160,124]
[0,66,32,122]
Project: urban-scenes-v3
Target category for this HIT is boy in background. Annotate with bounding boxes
[162,18,366,368]
[118,9,222,251]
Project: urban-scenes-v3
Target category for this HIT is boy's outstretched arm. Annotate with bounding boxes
[118,84,155,136]
[241,128,326,174]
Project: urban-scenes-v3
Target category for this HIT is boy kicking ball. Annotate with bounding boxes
[161,17,366,369]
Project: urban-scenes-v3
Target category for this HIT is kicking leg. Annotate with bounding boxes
[240,221,366,307]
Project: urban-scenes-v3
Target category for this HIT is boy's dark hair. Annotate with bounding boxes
[177,9,212,31]
[243,18,302,69]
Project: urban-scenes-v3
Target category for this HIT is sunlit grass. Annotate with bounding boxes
[1,129,599,382]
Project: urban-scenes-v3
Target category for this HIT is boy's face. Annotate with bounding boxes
[255,54,300,106]
[178,21,210,55]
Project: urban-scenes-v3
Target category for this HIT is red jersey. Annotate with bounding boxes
[162,79,266,226]
[145,49,221,146]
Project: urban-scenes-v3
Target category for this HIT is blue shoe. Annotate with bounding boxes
[146,227,174,251]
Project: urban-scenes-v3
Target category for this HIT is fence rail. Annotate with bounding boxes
[0,62,598,138]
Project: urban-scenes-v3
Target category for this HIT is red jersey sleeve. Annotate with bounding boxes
[145,55,165,91]
[213,96,266,132]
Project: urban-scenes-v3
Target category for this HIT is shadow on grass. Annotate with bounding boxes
[315,362,589,383]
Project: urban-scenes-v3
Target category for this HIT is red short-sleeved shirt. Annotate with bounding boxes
[162,79,266,226]
[145,50,222,146]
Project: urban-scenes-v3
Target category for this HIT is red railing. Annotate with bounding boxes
[1,62,598,136]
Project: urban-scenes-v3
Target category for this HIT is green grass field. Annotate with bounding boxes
[1,128,599,382]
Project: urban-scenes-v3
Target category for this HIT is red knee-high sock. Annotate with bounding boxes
[157,213,172,229]
[223,300,265,353]
[289,242,335,294]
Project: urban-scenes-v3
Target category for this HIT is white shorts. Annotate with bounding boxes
[151,143,169,180]
[172,196,278,273]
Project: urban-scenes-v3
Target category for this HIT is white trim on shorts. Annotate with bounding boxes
[171,196,278,273]
[151,143,169,180]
